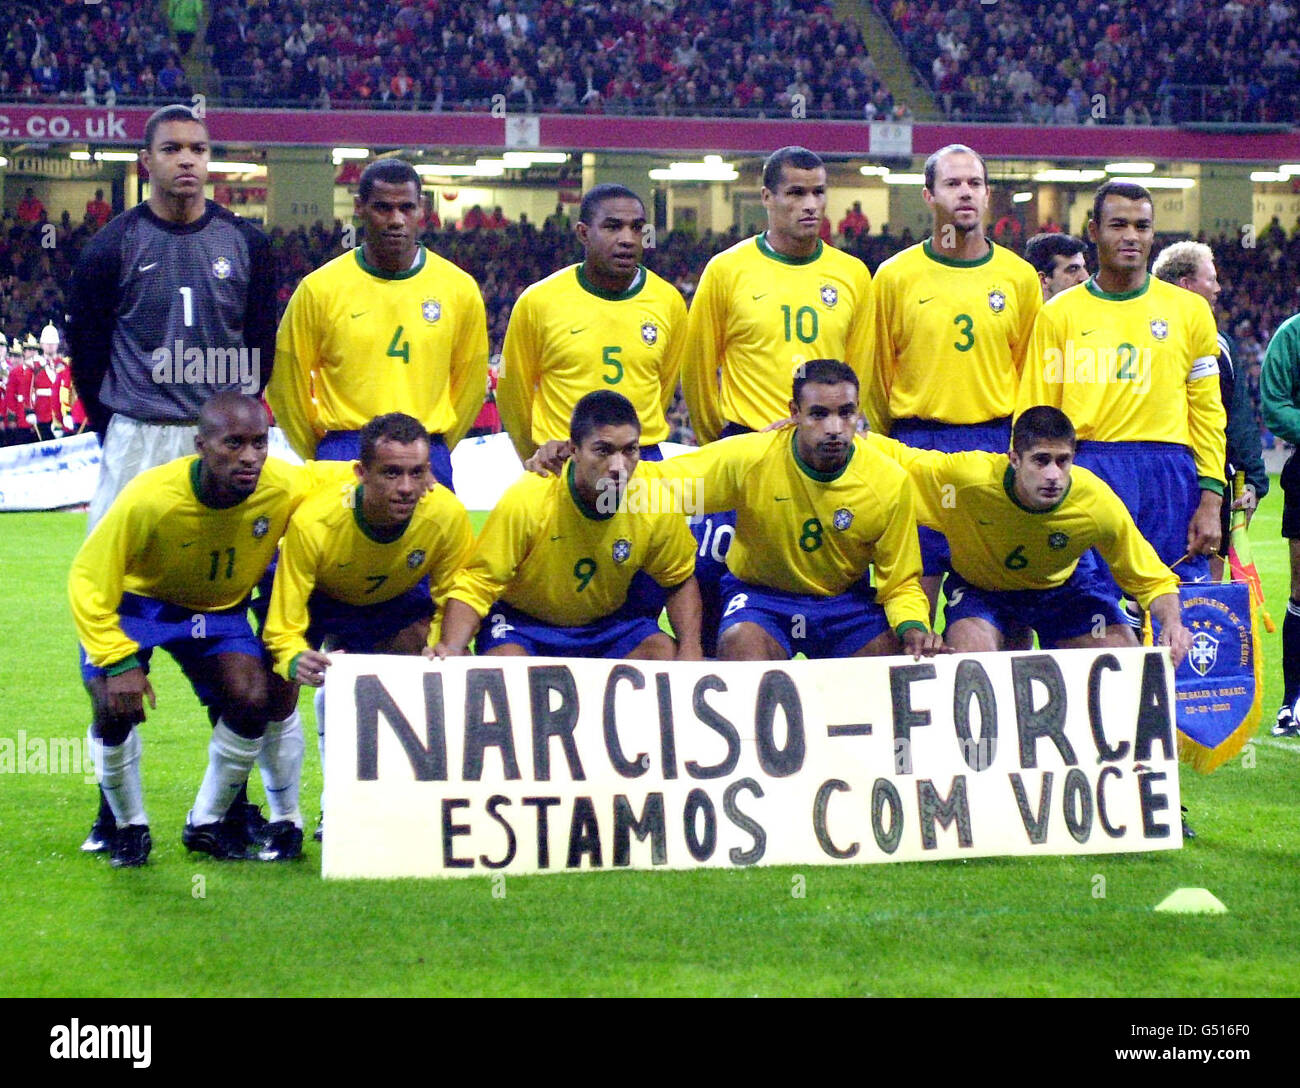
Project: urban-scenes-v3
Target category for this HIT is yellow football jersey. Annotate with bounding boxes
[69,456,341,668]
[449,463,697,624]
[681,235,873,443]
[263,475,475,678]
[498,264,687,458]
[269,245,489,458]
[650,429,929,633]
[872,436,1179,606]
[1017,275,1226,488]
[868,239,1042,430]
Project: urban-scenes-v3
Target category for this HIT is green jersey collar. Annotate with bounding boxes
[356,243,427,281]
[791,429,854,482]
[1084,274,1150,301]
[757,232,823,266]
[922,237,994,268]
[566,461,616,520]
[577,263,647,300]
[352,486,410,542]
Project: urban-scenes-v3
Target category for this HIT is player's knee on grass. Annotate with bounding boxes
[626,631,676,660]
[375,617,432,656]
[944,617,1004,653]
[719,621,786,661]
[852,628,904,657]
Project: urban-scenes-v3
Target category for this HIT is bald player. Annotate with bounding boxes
[868,143,1042,614]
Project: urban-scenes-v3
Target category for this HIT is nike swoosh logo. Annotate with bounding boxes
[337,561,353,567]
[138,261,158,272]
[774,496,791,502]
[351,311,368,319]
[752,293,768,301]
[180,541,195,547]
[1081,329,1097,336]
[550,535,563,541]
[977,519,993,525]
[918,296,934,304]
[570,327,586,335]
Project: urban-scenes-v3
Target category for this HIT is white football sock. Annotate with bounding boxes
[92,725,146,827]
[191,719,261,826]
[257,709,304,827]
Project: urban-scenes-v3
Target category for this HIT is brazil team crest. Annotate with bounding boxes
[833,507,853,531]
[212,256,233,280]
[1150,318,1169,340]
[988,289,1007,313]
[406,549,426,569]
[820,285,838,307]
[422,299,442,324]
[1047,531,1069,550]
[1188,629,1219,677]
[641,322,658,346]
[251,516,270,538]
[612,538,632,563]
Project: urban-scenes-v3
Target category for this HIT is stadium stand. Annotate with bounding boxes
[0,1,189,105]
[880,0,1300,125]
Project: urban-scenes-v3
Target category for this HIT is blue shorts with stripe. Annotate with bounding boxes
[942,555,1126,647]
[891,417,1012,576]
[317,429,454,492]
[79,592,263,705]
[476,600,664,658]
[717,573,891,658]
[305,577,435,652]
[1073,439,1208,590]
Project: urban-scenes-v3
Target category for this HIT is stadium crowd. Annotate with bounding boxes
[0,1,192,106]
[3,202,1291,448]
[883,0,1300,124]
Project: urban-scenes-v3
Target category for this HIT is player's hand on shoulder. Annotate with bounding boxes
[762,416,794,432]
[903,628,948,660]
[522,439,573,477]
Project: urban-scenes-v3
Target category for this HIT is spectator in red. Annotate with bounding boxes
[5,337,36,446]
[462,204,489,230]
[992,212,1023,245]
[838,200,871,240]
[17,189,45,225]
[29,324,69,441]
[86,189,112,228]
[469,363,502,437]
[486,206,510,230]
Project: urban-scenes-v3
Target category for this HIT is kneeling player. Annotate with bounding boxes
[655,359,940,660]
[881,405,1192,663]
[69,394,314,866]
[432,391,702,659]
[262,413,475,839]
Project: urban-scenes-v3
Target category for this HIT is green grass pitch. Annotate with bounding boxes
[1,499,1297,998]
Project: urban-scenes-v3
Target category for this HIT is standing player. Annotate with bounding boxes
[498,183,686,462]
[876,406,1191,663]
[868,144,1043,613]
[652,360,938,660]
[1024,232,1090,301]
[262,413,474,840]
[1259,309,1300,736]
[68,395,315,866]
[1152,240,1268,581]
[679,146,875,649]
[268,158,489,492]
[1018,181,1226,599]
[67,104,276,529]
[432,391,702,660]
